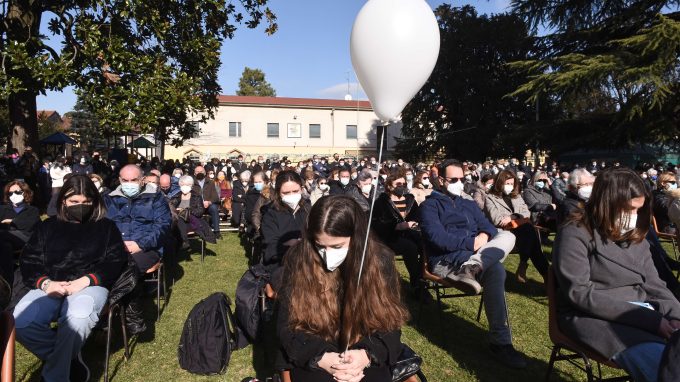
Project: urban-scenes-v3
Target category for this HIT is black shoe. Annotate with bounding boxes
[445,264,482,295]
[214,232,222,240]
[70,352,90,382]
[181,242,190,251]
[489,343,527,369]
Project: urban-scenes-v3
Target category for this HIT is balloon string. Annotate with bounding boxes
[356,122,387,288]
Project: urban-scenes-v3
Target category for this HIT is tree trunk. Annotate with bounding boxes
[8,90,38,154]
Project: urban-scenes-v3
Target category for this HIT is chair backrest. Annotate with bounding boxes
[546,266,560,343]
[0,311,15,382]
[652,215,661,234]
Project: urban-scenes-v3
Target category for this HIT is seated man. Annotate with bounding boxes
[556,168,594,226]
[193,165,221,238]
[159,174,180,198]
[419,159,526,369]
[104,164,172,273]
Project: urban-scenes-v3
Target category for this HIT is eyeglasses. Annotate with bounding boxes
[444,177,464,184]
[538,179,549,182]
[393,182,406,187]
[422,177,429,180]
[9,190,23,195]
[667,181,677,185]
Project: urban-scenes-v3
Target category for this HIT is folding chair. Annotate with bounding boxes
[653,216,679,261]
[104,302,129,382]
[146,260,167,321]
[0,311,15,382]
[545,267,629,382]
[186,231,206,262]
[417,252,483,327]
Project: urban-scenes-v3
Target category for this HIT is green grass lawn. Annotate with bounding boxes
[14,233,638,382]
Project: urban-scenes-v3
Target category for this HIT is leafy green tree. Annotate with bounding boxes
[64,98,100,151]
[509,0,680,151]
[236,67,276,97]
[396,5,541,162]
[0,1,278,154]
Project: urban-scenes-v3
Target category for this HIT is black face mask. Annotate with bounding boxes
[393,186,407,197]
[66,204,94,222]
[160,187,170,194]
[195,173,206,180]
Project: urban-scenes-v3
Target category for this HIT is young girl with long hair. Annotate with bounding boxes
[278,195,408,382]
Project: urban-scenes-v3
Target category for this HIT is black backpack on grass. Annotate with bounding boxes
[178,292,246,375]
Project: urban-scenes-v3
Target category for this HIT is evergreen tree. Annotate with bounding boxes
[236,67,277,97]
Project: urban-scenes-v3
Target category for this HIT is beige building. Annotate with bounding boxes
[163,95,402,161]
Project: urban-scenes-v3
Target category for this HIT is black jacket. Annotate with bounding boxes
[0,204,40,241]
[244,188,262,226]
[261,200,310,267]
[329,180,352,196]
[556,191,583,227]
[371,193,419,244]
[21,218,127,289]
[653,189,674,233]
[169,191,204,219]
[346,184,374,213]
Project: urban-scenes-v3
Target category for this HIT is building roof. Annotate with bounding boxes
[37,110,60,119]
[218,95,372,110]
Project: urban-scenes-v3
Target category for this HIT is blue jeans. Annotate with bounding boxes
[613,342,665,382]
[207,203,220,233]
[14,286,109,382]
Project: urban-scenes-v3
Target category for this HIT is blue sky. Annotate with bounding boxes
[37,0,511,114]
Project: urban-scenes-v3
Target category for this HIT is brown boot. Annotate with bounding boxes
[516,261,528,284]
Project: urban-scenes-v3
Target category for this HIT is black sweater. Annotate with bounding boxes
[0,204,40,240]
[261,201,310,266]
[21,218,127,289]
[371,193,419,243]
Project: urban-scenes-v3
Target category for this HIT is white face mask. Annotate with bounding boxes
[485,183,493,191]
[620,213,638,235]
[180,185,192,194]
[282,193,302,209]
[9,193,24,205]
[174,173,182,179]
[447,181,465,196]
[351,173,358,180]
[93,181,102,190]
[503,184,514,195]
[380,174,387,180]
[317,246,349,272]
[361,184,372,194]
[668,183,678,191]
[421,179,430,187]
[318,184,329,192]
[406,174,414,181]
[340,177,350,186]
[577,186,592,201]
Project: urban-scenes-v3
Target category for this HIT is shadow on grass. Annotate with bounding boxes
[403,279,575,382]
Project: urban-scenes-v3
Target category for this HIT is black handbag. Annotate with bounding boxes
[391,344,426,382]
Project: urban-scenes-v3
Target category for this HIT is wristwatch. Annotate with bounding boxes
[41,279,51,292]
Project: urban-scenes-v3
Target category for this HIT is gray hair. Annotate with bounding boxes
[357,169,373,182]
[531,171,548,186]
[178,175,194,186]
[569,168,594,189]
[239,170,251,181]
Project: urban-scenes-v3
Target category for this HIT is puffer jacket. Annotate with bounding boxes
[20,218,127,289]
[104,185,172,253]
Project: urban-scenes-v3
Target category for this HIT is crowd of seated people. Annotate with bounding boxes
[4,148,680,381]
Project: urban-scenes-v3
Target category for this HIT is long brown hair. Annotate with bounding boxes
[282,196,408,347]
[570,167,649,243]
[490,169,521,198]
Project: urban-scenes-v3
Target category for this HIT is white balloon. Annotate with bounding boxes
[350,0,440,123]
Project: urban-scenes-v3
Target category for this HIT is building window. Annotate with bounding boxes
[229,122,241,137]
[188,121,200,139]
[346,125,357,139]
[267,123,279,138]
[309,124,321,139]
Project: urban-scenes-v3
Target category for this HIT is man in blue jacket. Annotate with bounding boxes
[104,164,172,272]
[419,159,526,369]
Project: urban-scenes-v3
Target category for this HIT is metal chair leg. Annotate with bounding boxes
[156,265,162,322]
[120,305,129,360]
[104,304,116,382]
[544,346,559,382]
[476,294,484,322]
[201,239,205,263]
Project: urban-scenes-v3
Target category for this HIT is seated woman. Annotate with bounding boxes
[215,171,232,217]
[346,169,375,212]
[14,175,127,382]
[0,180,41,286]
[244,171,266,234]
[372,169,421,291]
[277,196,408,382]
[410,170,433,205]
[472,173,495,211]
[261,171,311,288]
[554,167,680,382]
[485,170,548,283]
[522,171,557,229]
[170,175,216,249]
[652,172,678,235]
[88,173,110,195]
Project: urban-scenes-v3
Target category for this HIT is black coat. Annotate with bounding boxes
[169,191,204,219]
[244,188,262,226]
[277,244,402,380]
[653,189,674,233]
[371,193,419,244]
[231,181,250,225]
[556,191,583,227]
[20,218,127,289]
[329,180,351,196]
[261,200,310,267]
[0,204,40,241]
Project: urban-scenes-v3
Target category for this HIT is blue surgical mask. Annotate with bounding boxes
[254,182,264,191]
[121,182,141,198]
[535,181,545,189]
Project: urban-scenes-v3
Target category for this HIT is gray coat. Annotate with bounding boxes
[554,222,680,359]
[522,186,554,222]
[484,193,531,227]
